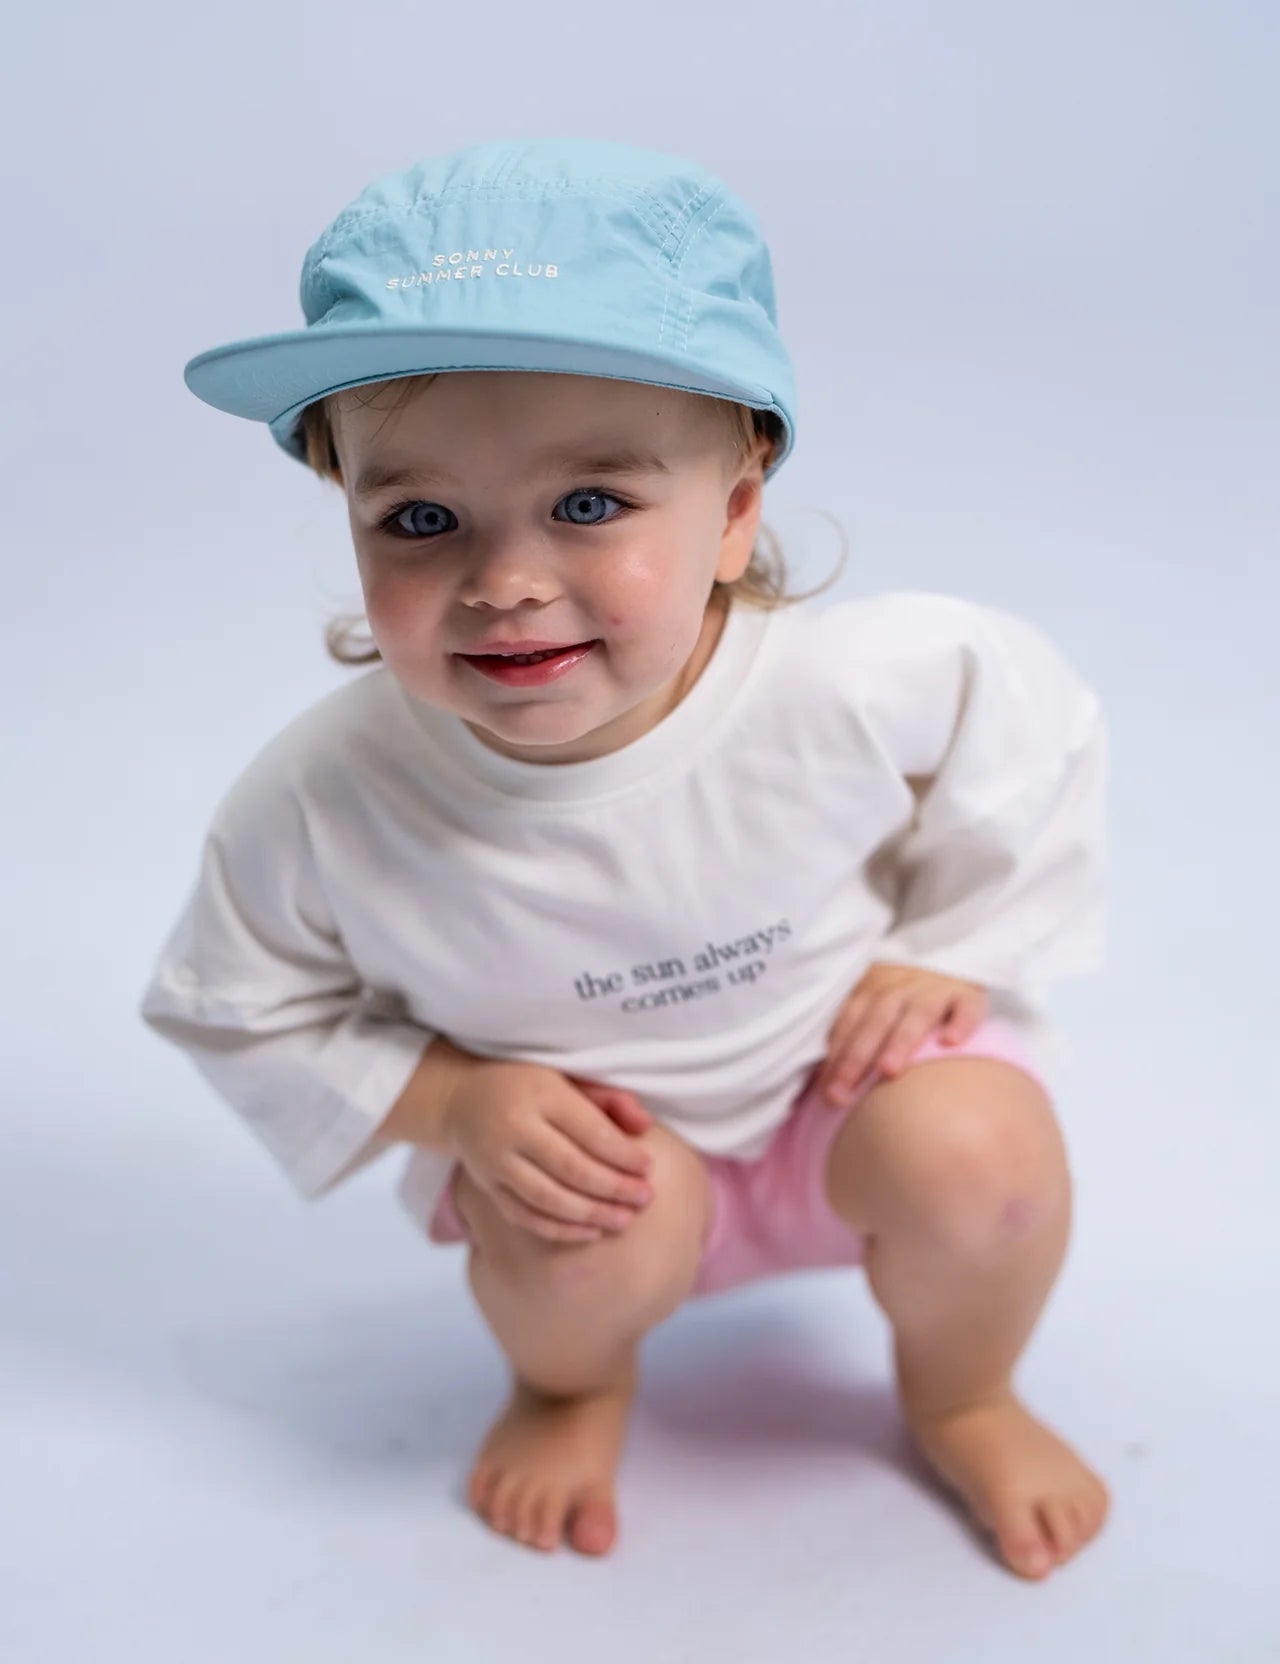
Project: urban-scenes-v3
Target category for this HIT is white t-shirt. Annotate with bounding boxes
[137,589,1108,1237]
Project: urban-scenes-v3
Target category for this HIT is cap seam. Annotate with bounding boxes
[656,181,717,263]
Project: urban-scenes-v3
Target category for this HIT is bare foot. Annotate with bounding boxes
[902,1389,1111,1580]
[467,1368,638,1556]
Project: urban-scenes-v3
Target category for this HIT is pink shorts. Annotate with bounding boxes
[427,1017,1048,1300]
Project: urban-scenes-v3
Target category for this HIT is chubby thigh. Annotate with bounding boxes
[453,1120,716,1307]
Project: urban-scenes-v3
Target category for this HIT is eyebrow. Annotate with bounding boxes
[353,446,672,501]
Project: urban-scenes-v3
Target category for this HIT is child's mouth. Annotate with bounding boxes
[457,640,600,686]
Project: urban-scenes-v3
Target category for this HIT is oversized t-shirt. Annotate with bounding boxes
[137,589,1109,1236]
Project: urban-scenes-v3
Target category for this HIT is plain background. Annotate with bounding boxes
[4,2,1277,1659]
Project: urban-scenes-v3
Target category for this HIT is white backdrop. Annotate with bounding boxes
[3,2,1277,1659]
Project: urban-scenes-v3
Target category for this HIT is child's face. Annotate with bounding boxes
[331,371,768,765]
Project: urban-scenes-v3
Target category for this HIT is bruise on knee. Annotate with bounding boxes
[998,1196,1038,1235]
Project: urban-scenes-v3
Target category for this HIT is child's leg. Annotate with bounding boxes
[823,1055,1111,1580]
[454,1121,713,1556]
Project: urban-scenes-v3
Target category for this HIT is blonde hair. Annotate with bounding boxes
[299,374,847,667]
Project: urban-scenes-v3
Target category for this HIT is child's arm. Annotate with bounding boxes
[875,697,1108,1000]
[377,1039,656,1163]
[831,592,1109,1043]
[137,746,447,1201]
[376,1032,486,1154]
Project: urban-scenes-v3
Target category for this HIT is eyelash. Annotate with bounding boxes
[375,486,639,541]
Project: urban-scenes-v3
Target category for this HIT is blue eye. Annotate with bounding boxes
[377,487,635,541]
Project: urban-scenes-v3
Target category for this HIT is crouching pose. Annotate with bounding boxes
[140,138,1111,1581]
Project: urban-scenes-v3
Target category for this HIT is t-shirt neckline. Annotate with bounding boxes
[396,600,773,803]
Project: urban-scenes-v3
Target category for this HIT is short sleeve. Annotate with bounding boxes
[137,751,437,1200]
[864,595,1109,1023]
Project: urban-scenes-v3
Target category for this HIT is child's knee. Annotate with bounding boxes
[465,1123,711,1317]
[621,1121,715,1280]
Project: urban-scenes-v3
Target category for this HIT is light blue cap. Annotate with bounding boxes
[183,137,798,479]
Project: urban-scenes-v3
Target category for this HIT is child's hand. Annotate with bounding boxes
[814,962,989,1105]
[443,1060,657,1244]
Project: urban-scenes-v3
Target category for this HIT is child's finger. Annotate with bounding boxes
[593,1088,653,1135]
[549,1098,652,1191]
[829,1007,949,1095]
[512,1151,645,1231]
[567,1080,655,1152]
[497,1184,607,1243]
[820,1012,901,1101]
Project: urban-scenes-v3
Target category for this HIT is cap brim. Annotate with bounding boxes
[184,323,794,474]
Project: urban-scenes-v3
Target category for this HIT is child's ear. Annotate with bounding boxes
[716,468,764,585]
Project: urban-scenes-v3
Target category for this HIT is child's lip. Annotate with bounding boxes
[458,638,596,656]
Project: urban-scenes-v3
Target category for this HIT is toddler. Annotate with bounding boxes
[139,138,1111,1580]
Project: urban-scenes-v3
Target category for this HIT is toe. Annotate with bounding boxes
[1082,1484,1110,1543]
[487,1473,522,1537]
[567,1485,618,1556]
[1040,1498,1078,1562]
[530,1489,564,1552]
[1010,1537,1054,1579]
[1072,1494,1104,1547]
[995,1503,1054,1579]
[514,1484,544,1548]
[467,1462,496,1514]
[508,1478,542,1543]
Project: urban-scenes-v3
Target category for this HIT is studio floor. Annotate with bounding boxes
[3,997,1273,1660]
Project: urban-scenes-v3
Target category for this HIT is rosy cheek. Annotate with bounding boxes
[368,581,425,635]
